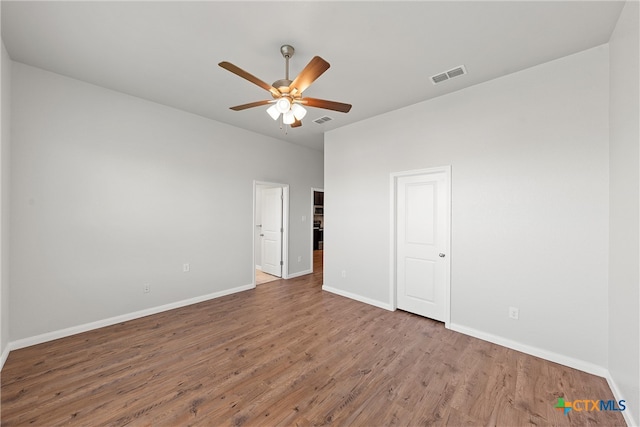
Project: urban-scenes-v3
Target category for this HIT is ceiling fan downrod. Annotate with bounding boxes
[271,45,295,94]
[281,44,294,81]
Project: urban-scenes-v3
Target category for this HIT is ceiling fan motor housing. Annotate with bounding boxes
[272,79,293,95]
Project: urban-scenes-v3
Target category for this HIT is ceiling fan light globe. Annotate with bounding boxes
[266,104,280,120]
[291,103,307,120]
[275,97,291,114]
[282,110,295,125]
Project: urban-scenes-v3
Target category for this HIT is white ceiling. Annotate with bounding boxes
[1,1,625,152]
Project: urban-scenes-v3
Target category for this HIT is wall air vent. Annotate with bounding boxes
[313,116,333,125]
[431,65,467,85]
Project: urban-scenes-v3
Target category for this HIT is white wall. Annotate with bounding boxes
[609,1,640,425]
[1,40,12,362]
[325,46,610,371]
[10,62,323,342]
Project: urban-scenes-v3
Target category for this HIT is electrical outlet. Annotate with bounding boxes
[509,306,519,320]
[183,263,190,272]
[143,284,150,294]
[297,256,302,262]
[341,270,347,278]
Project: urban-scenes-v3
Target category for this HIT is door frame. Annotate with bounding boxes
[389,166,451,327]
[253,180,290,285]
[310,188,324,274]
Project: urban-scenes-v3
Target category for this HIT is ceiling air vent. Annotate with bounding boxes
[431,65,467,85]
[313,116,333,125]
[431,73,449,84]
[447,66,466,78]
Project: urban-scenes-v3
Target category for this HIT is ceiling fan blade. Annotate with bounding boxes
[291,119,302,128]
[219,61,280,97]
[229,100,271,111]
[288,56,330,94]
[300,97,352,113]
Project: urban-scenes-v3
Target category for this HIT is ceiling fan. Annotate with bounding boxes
[219,45,352,128]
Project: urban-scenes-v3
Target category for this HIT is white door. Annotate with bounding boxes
[395,168,450,322]
[261,187,283,277]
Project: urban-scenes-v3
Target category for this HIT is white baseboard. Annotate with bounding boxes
[287,269,312,279]
[1,342,10,370]
[605,372,638,427]
[8,283,255,353]
[322,285,394,311]
[449,323,608,378]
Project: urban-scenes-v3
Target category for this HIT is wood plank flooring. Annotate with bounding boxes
[255,269,280,286]
[1,251,625,426]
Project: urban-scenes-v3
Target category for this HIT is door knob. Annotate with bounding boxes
[439,253,446,257]
[260,234,264,237]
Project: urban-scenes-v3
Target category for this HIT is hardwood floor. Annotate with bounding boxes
[255,269,280,286]
[1,250,625,426]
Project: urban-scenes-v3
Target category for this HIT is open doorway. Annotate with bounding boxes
[311,188,324,275]
[254,181,289,286]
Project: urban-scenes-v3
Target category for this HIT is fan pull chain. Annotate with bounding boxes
[278,115,288,135]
